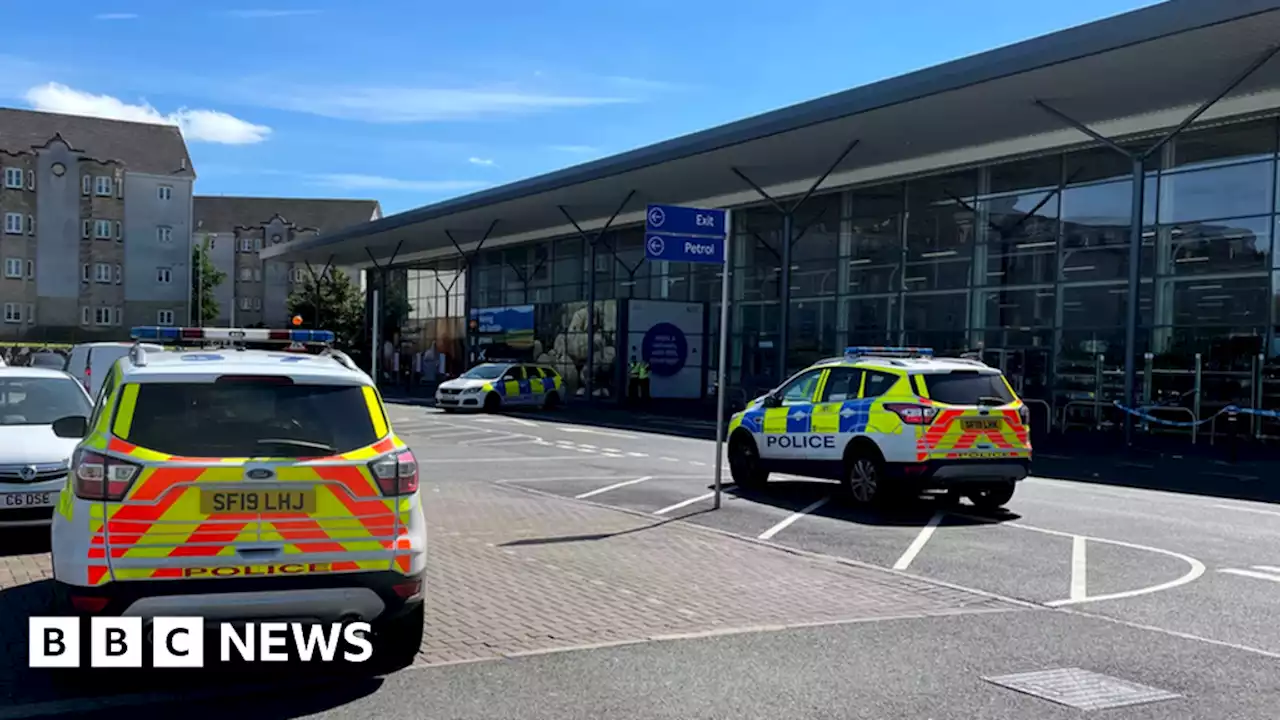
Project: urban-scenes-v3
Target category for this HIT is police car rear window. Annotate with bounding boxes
[922,371,1014,406]
[124,383,380,457]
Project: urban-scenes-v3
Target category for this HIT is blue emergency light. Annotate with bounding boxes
[130,326,335,344]
[844,345,934,359]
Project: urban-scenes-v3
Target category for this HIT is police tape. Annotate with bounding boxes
[1111,402,1280,428]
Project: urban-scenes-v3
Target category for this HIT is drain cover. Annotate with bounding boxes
[983,667,1181,711]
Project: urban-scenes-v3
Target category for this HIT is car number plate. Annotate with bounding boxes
[961,418,1002,431]
[200,488,316,514]
[0,491,55,508]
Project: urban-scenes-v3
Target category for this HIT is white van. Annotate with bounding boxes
[66,342,164,397]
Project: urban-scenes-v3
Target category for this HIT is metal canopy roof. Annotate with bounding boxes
[264,0,1280,268]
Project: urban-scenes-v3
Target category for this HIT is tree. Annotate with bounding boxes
[190,238,227,326]
[287,267,365,348]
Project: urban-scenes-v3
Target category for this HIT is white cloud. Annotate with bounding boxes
[24,82,271,145]
[550,145,599,154]
[94,13,139,20]
[224,9,322,18]
[468,157,495,167]
[310,174,490,193]
[258,86,634,123]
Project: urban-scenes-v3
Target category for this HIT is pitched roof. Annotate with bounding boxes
[193,196,381,234]
[0,107,194,177]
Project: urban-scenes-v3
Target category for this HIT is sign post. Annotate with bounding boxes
[644,204,730,510]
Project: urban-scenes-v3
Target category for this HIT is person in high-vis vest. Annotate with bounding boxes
[628,350,651,404]
[628,355,642,402]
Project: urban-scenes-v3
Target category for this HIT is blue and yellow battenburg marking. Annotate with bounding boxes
[739,398,874,435]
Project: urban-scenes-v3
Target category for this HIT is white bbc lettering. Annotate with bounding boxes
[343,624,373,662]
[221,622,254,661]
[291,623,343,662]
[91,617,143,668]
[261,622,290,661]
[153,617,204,667]
[29,617,80,667]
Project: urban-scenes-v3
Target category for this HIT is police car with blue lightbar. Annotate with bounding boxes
[727,346,1033,508]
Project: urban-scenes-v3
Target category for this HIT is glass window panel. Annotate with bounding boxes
[978,287,1055,329]
[788,299,837,373]
[844,295,899,346]
[1060,177,1157,282]
[981,189,1060,286]
[1065,144,1158,184]
[738,208,784,269]
[1173,119,1277,170]
[1151,326,1265,372]
[907,169,978,208]
[904,174,975,290]
[846,259,901,295]
[791,194,841,263]
[985,250,1057,286]
[988,155,1062,194]
[553,237,583,287]
[848,185,904,219]
[1060,282,1154,329]
[1163,274,1268,327]
[1147,216,1272,276]
[1158,160,1274,224]
[737,264,781,301]
[844,188,902,293]
[903,291,967,331]
[791,259,838,297]
[902,259,970,291]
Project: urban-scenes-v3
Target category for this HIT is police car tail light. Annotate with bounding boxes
[883,403,937,426]
[72,450,141,501]
[369,450,419,496]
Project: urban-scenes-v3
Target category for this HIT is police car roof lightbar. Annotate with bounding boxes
[130,326,335,344]
[844,345,934,359]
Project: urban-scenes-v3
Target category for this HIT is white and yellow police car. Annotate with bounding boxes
[727,346,1031,508]
[49,326,427,668]
[434,362,564,412]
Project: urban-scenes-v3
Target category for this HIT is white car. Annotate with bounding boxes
[66,341,163,396]
[0,368,94,527]
[435,362,564,412]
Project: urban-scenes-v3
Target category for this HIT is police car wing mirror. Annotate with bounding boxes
[762,394,782,408]
[52,415,88,439]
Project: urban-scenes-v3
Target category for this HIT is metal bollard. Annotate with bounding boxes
[1228,407,1240,464]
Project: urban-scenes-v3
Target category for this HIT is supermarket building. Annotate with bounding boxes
[265,0,1280,437]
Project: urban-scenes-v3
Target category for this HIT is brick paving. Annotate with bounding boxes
[0,480,1015,709]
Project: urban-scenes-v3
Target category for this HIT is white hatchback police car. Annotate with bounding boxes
[435,362,564,412]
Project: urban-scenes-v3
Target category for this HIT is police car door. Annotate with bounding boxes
[809,366,865,462]
[522,365,547,404]
[501,365,529,405]
[758,369,824,461]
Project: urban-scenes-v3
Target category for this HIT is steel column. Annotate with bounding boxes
[1032,44,1279,445]
[444,219,499,366]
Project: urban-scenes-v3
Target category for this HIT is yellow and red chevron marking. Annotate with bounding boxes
[923,407,1030,458]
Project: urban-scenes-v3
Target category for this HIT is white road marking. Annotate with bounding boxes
[654,492,716,516]
[661,457,680,462]
[627,452,649,458]
[1219,566,1280,584]
[494,475,637,484]
[892,512,944,571]
[993,520,1207,607]
[1212,504,1280,518]
[430,455,598,464]
[577,444,597,449]
[758,497,830,540]
[602,448,621,454]
[557,427,639,439]
[1070,535,1088,602]
[689,461,707,467]
[488,416,540,427]
[576,476,653,499]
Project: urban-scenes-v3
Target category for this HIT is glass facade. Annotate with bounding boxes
[391,116,1280,433]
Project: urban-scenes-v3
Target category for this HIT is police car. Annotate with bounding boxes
[727,347,1031,508]
[435,362,564,412]
[48,326,427,668]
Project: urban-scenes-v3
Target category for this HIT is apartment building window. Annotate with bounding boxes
[94,219,112,239]
[26,304,34,325]
[253,268,261,282]
[156,267,172,284]
[239,267,252,281]
[157,309,174,326]
[239,297,251,311]
[114,264,122,284]
[81,264,89,283]
[239,238,253,252]
[158,185,172,201]
[94,307,112,326]
[81,175,91,195]
[115,221,122,241]
[80,306,89,325]
[26,170,33,190]
[82,220,90,239]
[26,215,33,235]
[253,237,263,251]
[94,263,112,283]
[113,307,122,326]
[157,226,172,244]
[25,260,32,279]
[3,303,20,323]
[252,297,261,310]
[94,176,113,196]
[3,168,21,189]
[3,213,21,235]
[3,259,20,278]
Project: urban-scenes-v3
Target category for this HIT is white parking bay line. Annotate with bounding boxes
[1070,535,1088,602]
[758,497,830,540]
[576,476,653,499]
[1212,504,1280,519]
[655,492,715,515]
[431,455,589,463]
[1220,568,1280,583]
[892,511,945,571]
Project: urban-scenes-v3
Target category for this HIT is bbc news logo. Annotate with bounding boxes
[30,617,373,667]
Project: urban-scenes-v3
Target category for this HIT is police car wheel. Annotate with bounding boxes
[728,435,768,489]
[967,483,1015,510]
[483,393,501,412]
[543,392,561,410]
[375,601,425,671]
[843,456,883,505]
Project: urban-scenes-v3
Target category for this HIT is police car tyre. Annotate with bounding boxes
[375,601,425,671]
[543,391,560,410]
[841,441,888,506]
[967,483,1016,509]
[728,433,769,489]
[483,392,501,412]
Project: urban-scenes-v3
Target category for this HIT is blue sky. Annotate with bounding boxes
[1,0,1162,215]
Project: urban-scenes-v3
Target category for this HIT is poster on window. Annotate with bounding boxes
[625,300,705,399]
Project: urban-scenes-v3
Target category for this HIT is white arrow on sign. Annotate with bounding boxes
[647,207,666,227]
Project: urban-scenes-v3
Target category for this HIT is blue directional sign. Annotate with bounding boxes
[645,204,727,238]
[645,232,726,264]
[645,204,727,265]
